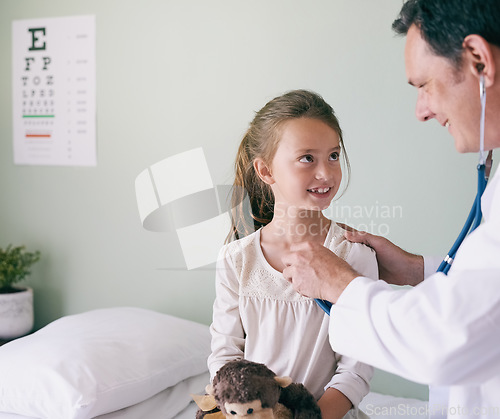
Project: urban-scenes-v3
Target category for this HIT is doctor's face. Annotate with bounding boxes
[404,25,481,153]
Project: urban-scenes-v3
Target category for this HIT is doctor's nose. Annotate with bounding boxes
[415,90,435,122]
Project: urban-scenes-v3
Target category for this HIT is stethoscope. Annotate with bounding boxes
[437,73,493,274]
[316,73,493,315]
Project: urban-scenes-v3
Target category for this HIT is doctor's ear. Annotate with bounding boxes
[253,158,275,185]
[463,34,496,87]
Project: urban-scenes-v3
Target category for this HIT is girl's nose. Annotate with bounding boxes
[314,163,328,180]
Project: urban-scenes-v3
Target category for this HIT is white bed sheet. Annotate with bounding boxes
[0,371,209,419]
[0,387,428,419]
[98,371,209,419]
[359,392,428,419]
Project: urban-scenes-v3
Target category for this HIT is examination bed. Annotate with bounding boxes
[0,307,428,419]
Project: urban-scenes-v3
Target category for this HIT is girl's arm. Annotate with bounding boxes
[318,388,353,419]
[322,351,373,415]
[207,247,245,379]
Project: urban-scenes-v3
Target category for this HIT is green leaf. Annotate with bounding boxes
[0,245,41,291]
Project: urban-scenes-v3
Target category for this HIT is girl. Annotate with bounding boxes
[208,90,377,419]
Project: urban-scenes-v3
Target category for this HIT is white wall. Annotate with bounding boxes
[1,0,491,401]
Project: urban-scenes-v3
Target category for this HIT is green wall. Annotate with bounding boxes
[1,0,491,401]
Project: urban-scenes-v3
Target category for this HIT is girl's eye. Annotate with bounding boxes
[299,155,314,163]
[329,152,340,161]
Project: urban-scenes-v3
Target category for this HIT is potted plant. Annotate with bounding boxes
[0,245,41,340]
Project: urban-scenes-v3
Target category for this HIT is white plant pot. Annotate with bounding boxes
[0,287,34,339]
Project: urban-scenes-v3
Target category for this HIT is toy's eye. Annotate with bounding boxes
[230,411,237,415]
[247,408,254,414]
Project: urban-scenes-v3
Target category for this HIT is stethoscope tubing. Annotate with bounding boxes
[437,163,488,274]
[438,73,490,275]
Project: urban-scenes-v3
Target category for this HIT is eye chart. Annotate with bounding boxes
[12,15,96,166]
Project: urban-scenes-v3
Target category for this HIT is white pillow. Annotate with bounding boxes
[0,307,211,419]
[99,371,210,419]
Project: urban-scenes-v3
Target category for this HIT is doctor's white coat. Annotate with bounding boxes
[329,165,500,418]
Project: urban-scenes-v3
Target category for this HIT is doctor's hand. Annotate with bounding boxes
[282,241,359,304]
[338,224,424,287]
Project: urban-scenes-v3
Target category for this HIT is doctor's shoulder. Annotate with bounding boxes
[328,223,379,280]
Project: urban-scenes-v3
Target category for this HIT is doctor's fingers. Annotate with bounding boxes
[282,264,321,299]
[343,228,375,248]
[336,222,358,233]
[282,264,294,283]
[282,265,300,290]
[282,242,314,268]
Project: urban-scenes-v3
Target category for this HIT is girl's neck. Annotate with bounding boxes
[262,203,331,245]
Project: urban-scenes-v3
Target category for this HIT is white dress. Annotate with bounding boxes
[329,166,500,418]
[208,222,378,408]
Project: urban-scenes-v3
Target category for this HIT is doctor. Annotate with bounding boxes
[282,0,500,417]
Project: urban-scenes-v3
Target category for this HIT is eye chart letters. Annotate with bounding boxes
[12,15,96,166]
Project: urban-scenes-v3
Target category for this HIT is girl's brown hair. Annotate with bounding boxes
[226,89,350,243]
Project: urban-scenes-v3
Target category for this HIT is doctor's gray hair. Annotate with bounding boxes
[392,0,500,68]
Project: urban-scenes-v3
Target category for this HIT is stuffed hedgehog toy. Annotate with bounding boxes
[192,359,321,418]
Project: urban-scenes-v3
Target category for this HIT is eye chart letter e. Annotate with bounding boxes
[12,16,96,166]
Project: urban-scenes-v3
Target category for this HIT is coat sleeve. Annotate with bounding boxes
[424,255,442,278]
[328,215,500,386]
[207,247,245,380]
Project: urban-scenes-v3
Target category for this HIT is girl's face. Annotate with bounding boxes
[265,117,342,213]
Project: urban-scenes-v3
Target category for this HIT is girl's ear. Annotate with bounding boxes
[463,34,496,87]
[253,158,275,185]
